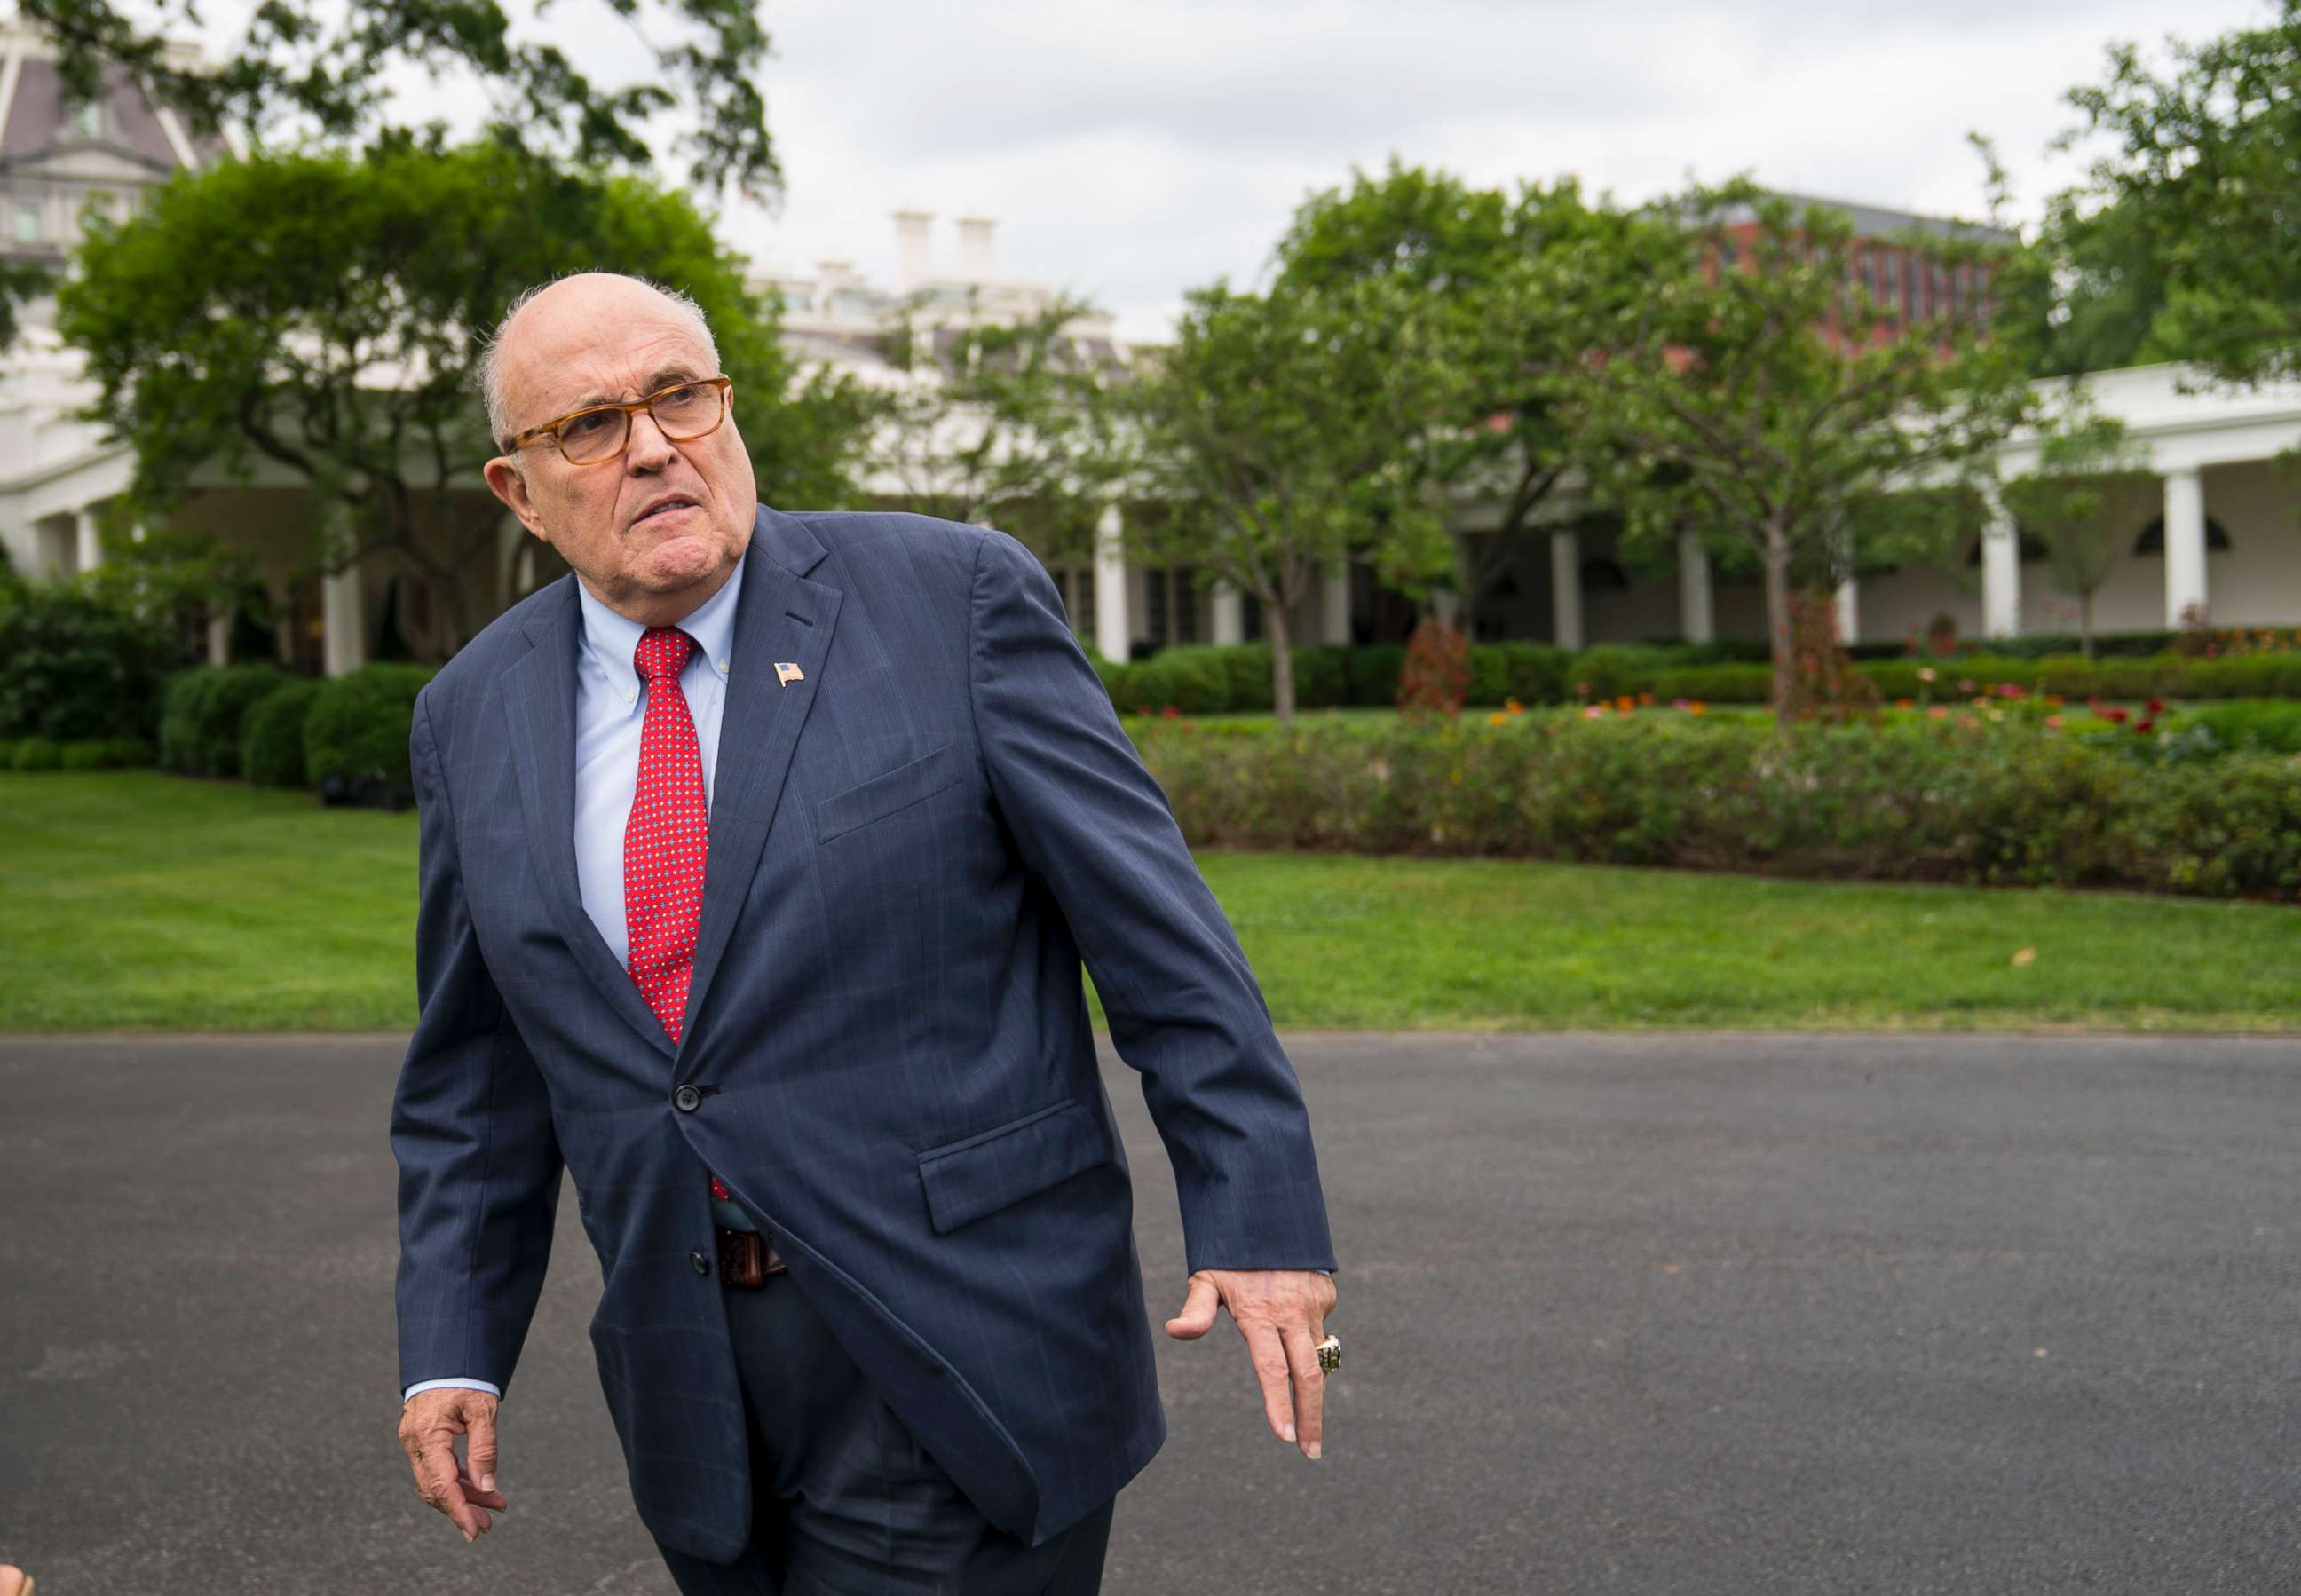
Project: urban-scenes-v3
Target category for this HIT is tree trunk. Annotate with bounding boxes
[1267,603,1297,726]
[2080,591,2096,662]
[1762,519,1794,727]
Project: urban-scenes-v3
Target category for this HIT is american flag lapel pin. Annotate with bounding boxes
[775,661,805,686]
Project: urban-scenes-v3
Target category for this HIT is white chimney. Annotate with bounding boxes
[955,216,998,283]
[892,210,935,288]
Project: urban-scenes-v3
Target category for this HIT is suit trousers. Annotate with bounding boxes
[652,1268,1115,1595]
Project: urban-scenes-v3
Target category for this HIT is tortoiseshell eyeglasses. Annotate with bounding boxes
[506,375,734,466]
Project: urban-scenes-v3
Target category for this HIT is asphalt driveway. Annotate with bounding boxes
[2,1031,2296,1593]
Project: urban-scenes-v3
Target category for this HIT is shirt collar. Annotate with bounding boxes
[575,544,747,699]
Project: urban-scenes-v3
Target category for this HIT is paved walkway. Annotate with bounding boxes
[2,1031,2296,1593]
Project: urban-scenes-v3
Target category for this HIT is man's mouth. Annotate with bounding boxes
[636,496,699,525]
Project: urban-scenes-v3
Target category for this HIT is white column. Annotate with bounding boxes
[1211,580,1244,645]
[1092,502,1130,662]
[1677,530,1713,644]
[1981,483,2021,641]
[74,507,101,573]
[205,612,230,666]
[1832,573,1858,645]
[2163,467,2209,628]
[1320,562,1350,645]
[322,560,367,677]
[1550,528,1583,650]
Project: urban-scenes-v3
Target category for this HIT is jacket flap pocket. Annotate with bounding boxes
[816,741,958,843]
[916,1100,1112,1235]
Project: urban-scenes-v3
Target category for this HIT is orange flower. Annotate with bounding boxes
[1688,701,1707,715]
[1488,711,1508,725]
[1894,698,1914,710]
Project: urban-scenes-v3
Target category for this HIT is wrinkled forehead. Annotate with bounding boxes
[501,291,714,426]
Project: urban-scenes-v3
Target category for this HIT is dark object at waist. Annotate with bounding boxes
[716,1226,787,1288]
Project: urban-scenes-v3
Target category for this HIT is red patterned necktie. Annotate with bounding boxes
[624,626,733,1205]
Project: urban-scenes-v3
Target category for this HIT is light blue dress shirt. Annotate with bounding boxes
[405,549,750,1407]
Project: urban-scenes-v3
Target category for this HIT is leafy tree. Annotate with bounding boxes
[1999,403,2151,659]
[20,0,778,198]
[1127,274,1465,723]
[867,291,1134,566]
[1538,178,2035,723]
[1272,161,1654,638]
[2023,1,2301,384]
[58,139,873,663]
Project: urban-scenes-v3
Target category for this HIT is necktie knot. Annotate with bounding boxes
[634,626,695,685]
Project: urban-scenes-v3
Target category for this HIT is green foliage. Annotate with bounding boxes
[0,581,193,741]
[59,142,871,660]
[242,681,326,788]
[20,0,779,198]
[1541,178,2036,713]
[1273,162,1646,636]
[2188,701,2301,754]
[305,664,435,805]
[1125,713,2301,898]
[1126,270,1467,721]
[160,665,294,777]
[1127,648,1232,715]
[2031,3,2301,384]
[58,737,154,770]
[11,736,62,771]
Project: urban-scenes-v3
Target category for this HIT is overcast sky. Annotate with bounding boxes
[177,0,2275,344]
[717,0,2270,342]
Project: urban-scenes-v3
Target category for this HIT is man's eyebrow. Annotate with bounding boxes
[566,367,703,412]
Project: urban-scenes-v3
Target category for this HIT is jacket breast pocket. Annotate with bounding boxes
[916,1100,1114,1234]
[815,741,960,844]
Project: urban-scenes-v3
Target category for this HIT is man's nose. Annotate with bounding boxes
[623,407,677,472]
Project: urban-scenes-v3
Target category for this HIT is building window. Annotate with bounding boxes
[1143,566,1201,647]
[13,201,38,242]
[71,98,105,138]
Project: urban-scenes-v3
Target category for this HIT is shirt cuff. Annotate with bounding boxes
[403,1377,502,1404]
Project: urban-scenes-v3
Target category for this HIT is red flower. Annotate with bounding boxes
[2145,698,2165,714]
[1160,704,1181,719]
[2134,718,2155,734]
[2106,707,2129,723]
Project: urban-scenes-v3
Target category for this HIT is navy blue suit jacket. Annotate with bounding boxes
[391,505,1336,1560]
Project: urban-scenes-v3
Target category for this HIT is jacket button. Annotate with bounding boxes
[690,1249,711,1276]
[674,1085,701,1112]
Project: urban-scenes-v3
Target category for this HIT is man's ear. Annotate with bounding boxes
[484,454,546,540]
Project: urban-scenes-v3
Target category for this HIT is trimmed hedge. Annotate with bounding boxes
[10,735,62,771]
[306,663,435,808]
[1100,641,2301,714]
[57,738,154,770]
[1124,713,2301,900]
[160,664,294,777]
[242,680,326,788]
[0,583,191,742]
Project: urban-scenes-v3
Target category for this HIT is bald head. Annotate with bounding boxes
[478,272,720,453]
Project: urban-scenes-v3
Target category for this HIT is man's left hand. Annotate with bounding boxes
[1165,1268,1339,1459]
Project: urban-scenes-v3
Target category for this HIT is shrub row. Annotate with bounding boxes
[1123,714,2301,901]
[1092,641,2301,714]
[137,661,434,807]
[0,581,192,742]
[0,736,154,771]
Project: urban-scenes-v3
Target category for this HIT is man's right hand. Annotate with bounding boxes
[399,1387,509,1543]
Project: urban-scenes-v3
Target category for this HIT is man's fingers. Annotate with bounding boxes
[1242,1322,1298,1445]
[1280,1322,1326,1459]
[1164,1272,1222,1340]
[415,1434,489,1540]
[465,1406,500,1497]
[457,1473,509,1512]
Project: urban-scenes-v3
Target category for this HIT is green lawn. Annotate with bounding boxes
[4,771,2297,1033]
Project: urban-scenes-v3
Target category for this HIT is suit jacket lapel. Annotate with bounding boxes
[502,577,680,1061]
[677,506,842,1058]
